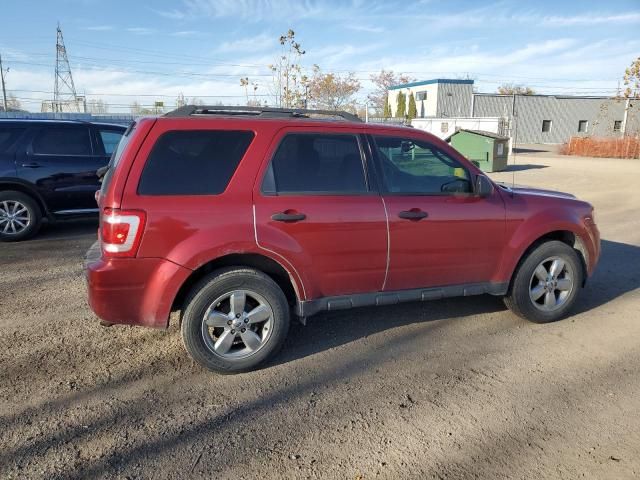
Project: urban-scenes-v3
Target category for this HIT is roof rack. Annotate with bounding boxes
[164,105,361,122]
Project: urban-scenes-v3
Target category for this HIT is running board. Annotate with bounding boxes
[295,282,508,318]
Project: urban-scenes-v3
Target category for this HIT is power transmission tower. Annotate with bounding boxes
[53,23,79,112]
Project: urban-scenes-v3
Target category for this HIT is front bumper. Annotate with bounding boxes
[84,241,192,328]
[583,218,601,277]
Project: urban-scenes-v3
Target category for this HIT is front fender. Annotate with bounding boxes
[494,200,595,284]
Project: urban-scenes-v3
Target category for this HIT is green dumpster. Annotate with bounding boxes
[449,129,510,172]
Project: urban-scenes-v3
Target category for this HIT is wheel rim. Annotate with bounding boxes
[528,255,574,312]
[0,200,31,235]
[201,289,274,359]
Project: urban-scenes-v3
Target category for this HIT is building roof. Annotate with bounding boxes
[472,93,614,100]
[389,78,474,90]
[450,129,509,140]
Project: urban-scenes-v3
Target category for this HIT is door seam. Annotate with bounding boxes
[252,203,307,300]
[381,196,391,291]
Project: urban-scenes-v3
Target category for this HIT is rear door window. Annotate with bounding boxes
[32,126,93,156]
[137,130,254,195]
[0,127,26,152]
[262,133,368,194]
[98,129,124,156]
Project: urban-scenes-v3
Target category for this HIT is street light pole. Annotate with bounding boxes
[0,53,8,112]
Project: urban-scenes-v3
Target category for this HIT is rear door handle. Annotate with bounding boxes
[398,209,428,220]
[271,212,307,222]
[21,162,42,168]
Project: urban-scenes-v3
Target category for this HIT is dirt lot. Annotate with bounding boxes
[1,148,639,479]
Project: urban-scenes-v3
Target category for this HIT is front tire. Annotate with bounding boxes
[504,240,583,323]
[181,268,290,374]
[0,191,42,242]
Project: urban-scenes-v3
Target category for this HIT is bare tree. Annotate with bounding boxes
[307,65,361,112]
[87,99,108,114]
[623,56,640,98]
[130,102,153,115]
[368,70,413,115]
[269,30,307,108]
[497,83,535,95]
[6,94,21,111]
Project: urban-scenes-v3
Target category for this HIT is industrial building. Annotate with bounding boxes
[387,79,639,144]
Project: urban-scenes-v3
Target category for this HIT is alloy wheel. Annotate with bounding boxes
[201,290,274,359]
[0,200,31,235]
[528,256,574,311]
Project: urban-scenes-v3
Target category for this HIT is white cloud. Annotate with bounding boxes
[215,33,275,54]
[126,27,155,35]
[344,24,385,34]
[84,25,114,31]
[155,0,337,22]
[542,12,640,26]
[170,30,203,37]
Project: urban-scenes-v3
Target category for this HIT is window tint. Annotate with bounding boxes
[32,127,92,155]
[372,136,471,195]
[99,130,124,155]
[266,134,367,194]
[0,127,25,152]
[138,130,254,195]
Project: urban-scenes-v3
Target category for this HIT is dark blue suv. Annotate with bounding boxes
[0,119,126,241]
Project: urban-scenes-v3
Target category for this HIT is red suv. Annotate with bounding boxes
[85,106,600,373]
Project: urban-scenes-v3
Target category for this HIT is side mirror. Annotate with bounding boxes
[474,175,494,197]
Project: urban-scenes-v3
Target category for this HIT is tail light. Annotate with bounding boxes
[100,208,146,258]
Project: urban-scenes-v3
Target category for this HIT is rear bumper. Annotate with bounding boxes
[84,241,192,328]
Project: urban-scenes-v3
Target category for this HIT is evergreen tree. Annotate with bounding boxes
[407,92,417,120]
[396,91,406,118]
[383,95,391,118]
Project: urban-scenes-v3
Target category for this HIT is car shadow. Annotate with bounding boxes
[500,164,548,172]
[273,294,508,368]
[513,147,551,154]
[574,239,640,313]
[37,218,98,241]
[272,238,639,368]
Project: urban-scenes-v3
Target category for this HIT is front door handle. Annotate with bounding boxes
[271,212,307,222]
[398,209,428,220]
[21,162,42,168]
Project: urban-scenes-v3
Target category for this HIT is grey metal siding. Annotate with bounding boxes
[473,94,632,143]
[437,83,474,117]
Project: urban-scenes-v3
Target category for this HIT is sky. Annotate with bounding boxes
[0,0,638,112]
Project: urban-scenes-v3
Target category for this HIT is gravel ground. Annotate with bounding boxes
[1,148,639,479]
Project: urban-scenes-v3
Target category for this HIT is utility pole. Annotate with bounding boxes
[0,53,8,112]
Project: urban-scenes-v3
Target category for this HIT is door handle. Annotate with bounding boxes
[398,209,428,220]
[271,212,307,222]
[21,162,42,168]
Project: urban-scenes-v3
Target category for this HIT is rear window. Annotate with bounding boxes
[32,126,92,155]
[0,127,26,152]
[137,130,254,196]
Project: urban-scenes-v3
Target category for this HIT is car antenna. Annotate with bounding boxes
[511,96,518,189]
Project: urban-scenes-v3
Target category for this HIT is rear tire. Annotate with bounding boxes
[0,191,42,242]
[504,240,583,323]
[181,267,290,374]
